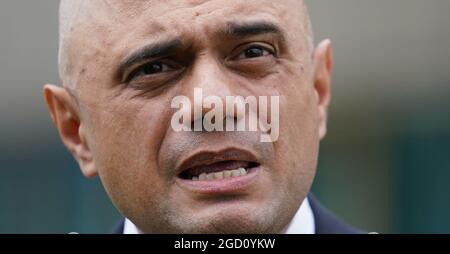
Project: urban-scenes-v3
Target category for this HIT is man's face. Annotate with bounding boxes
[50,0,331,233]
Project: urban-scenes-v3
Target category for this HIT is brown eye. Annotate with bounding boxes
[141,63,165,74]
[237,46,274,60]
[126,61,176,82]
[135,62,170,76]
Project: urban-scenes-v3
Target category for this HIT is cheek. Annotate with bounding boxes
[284,93,320,166]
[86,98,172,214]
[273,74,320,190]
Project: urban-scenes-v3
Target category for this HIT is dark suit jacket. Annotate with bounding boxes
[112,194,363,234]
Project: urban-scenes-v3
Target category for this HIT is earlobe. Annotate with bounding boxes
[312,39,333,140]
[76,124,97,178]
[43,84,97,178]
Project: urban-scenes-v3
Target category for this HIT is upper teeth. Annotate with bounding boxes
[192,167,248,181]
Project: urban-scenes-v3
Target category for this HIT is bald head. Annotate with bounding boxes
[47,0,333,234]
[58,0,81,84]
[58,0,314,89]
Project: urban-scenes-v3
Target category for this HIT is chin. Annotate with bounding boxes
[172,205,283,234]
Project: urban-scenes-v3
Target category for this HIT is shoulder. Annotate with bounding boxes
[112,218,125,234]
[308,194,366,234]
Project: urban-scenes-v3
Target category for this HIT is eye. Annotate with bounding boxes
[236,45,274,60]
[127,61,174,81]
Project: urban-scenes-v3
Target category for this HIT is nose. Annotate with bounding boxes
[179,56,245,131]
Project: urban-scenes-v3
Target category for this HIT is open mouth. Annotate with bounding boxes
[179,160,260,181]
[176,148,261,181]
[175,148,262,194]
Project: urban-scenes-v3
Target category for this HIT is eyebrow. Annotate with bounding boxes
[117,38,183,80]
[117,21,285,81]
[218,21,286,41]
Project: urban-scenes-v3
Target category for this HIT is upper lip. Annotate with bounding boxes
[176,148,260,176]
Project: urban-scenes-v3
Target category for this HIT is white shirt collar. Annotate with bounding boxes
[283,197,315,234]
[123,197,315,234]
[123,216,141,234]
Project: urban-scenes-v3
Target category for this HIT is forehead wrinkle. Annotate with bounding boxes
[58,0,314,90]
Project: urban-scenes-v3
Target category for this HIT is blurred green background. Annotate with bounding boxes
[0,0,449,233]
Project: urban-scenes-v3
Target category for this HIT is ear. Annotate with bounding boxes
[312,39,333,140]
[43,85,97,178]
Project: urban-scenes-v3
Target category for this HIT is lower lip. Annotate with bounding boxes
[175,166,261,196]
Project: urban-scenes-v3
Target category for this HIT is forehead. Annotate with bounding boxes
[69,0,304,40]
[62,0,307,84]
[85,0,300,19]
